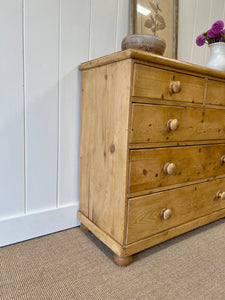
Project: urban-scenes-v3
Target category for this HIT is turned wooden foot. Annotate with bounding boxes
[113,254,133,266]
[80,223,89,233]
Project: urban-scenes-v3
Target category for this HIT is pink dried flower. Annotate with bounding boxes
[211,20,224,34]
[196,34,206,46]
[207,29,217,38]
[216,36,223,42]
[221,29,225,35]
[196,20,225,46]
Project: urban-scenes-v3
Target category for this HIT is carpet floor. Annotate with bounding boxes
[1,219,225,300]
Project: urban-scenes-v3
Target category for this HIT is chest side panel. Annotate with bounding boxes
[79,59,132,244]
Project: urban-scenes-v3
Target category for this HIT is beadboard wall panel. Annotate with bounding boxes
[115,0,130,51]
[2,0,225,247]
[58,0,90,207]
[177,0,196,65]
[0,0,130,246]
[89,0,118,60]
[190,0,212,67]
[178,0,225,66]
[24,0,59,212]
[0,0,24,218]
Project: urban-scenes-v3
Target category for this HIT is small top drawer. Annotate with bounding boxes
[132,64,205,104]
[207,79,225,106]
[130,104,225,144]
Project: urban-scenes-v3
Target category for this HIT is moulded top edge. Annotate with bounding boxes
[78,49,225,80]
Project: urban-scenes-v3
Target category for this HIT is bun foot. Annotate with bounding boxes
[80,223,89,233]
[113,254,133,266]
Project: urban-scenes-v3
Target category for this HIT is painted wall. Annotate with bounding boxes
[1,0,225,247]
[178,0,225,66]
[0,0,129,247]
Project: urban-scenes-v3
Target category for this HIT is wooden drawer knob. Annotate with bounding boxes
[167,119,179,131]
[161,208,172,220]
[221,155,225,164]
[164,162,176,175]
[169,80,182,94]
[217,191,225,200]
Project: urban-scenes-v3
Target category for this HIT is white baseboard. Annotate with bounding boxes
[0,203,80,247]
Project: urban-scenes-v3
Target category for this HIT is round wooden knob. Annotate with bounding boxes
[169,80,182,94]
[161,208,172,220]
[217,191,225,200]
[221,155,225,164]
[164,162,176,175]
[167,119,179,131]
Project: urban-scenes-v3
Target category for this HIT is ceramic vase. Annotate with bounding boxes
[121,34,166,56]
[207,42,225,71]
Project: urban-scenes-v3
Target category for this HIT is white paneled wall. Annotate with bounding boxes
[1,0,225,247]
[90,0,118,59]
[0,1,24,219]
[25,0,59,212]
[178,0,225,66]
[58,0,90,208]
[0,0,130,247]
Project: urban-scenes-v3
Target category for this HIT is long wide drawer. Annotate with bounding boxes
[132,63,205,103]
[127,177,225,244]
[130,104,225,144]
[129,144,225,193]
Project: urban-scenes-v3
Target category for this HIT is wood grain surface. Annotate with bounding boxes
[79,50,225,262]
[132,63,205,103]
[130,104,225,144]
[127,177,225,244]
[79,59,132,244]
[207,79,225,106]
[129,144,225,193]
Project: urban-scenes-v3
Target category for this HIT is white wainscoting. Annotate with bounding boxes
[1,0,225,247]
[0,1,24,220]
[0,0,129,247]
[0,204,79,246]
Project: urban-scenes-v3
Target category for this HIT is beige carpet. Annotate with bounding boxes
[1,219,225,300]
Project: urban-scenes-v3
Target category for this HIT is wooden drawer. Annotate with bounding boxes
[207,79,225,106]
[127,177,225,244]
[129,144,225,193]
[130,104,225,144]
[132,64,205,104]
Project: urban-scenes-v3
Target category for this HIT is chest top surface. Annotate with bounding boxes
[79,49,225,80]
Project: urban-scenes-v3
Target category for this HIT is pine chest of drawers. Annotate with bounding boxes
[78,49,225,266]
